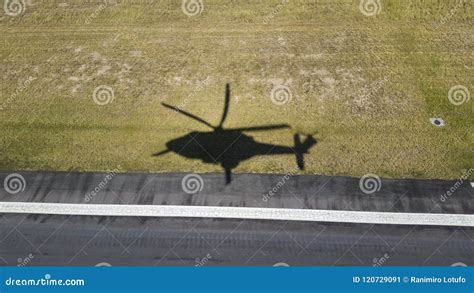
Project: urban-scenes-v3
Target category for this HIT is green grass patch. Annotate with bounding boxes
[0,0,472,179]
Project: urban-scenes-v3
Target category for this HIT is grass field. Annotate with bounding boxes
[0,0,472,179]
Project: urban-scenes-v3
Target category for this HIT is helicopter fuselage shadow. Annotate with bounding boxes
[153,84,317,184]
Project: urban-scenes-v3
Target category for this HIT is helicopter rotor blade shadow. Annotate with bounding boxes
[153,149,171,157]
[227,124,290,132]
[218,83,230,129]
[161,102,216,130]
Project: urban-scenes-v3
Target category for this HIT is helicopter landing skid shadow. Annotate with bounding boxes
[153,84,317,184]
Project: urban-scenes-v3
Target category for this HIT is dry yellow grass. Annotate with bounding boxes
[0,0,472,179]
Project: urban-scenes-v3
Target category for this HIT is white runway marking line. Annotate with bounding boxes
[0,202,473,227]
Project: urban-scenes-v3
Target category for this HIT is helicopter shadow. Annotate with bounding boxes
[154,84,317,184]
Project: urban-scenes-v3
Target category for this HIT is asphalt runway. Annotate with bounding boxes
[1,214,473,266]
[0,171,473,266]
[1,171,473,213]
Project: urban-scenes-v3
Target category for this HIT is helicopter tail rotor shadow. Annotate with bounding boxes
[294,134,317,170]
